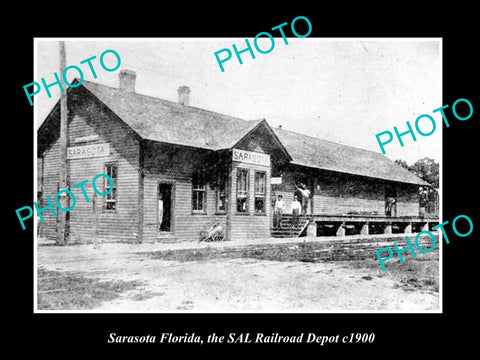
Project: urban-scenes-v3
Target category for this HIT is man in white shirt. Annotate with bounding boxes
[291,195,302,228]
[295,182,311,215]
[273,195,286,228]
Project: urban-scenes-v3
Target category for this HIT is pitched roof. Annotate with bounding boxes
[80,80,263,151]
[273,127,430,186]
[40,79,429,186]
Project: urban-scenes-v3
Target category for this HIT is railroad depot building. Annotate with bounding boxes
[37,70,439,244]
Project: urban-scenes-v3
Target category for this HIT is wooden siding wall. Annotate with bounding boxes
[396,184,420,216]
[271,165,420,217]
[40,97,141,243]
[313,174,385,215]
[37,157,43,194]
[40,142,61,240]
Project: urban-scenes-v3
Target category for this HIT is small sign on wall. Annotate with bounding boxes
[67,143,110,160]
[271,177,282,185]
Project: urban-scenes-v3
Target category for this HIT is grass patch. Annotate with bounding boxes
[37,268,145,310]
[145,242,319,263]
[336,250,439,293]
[144,240,439,294]
[146,248,220,262]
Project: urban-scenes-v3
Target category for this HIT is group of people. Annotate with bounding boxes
[273,182,311,228]
[273,182,398,228]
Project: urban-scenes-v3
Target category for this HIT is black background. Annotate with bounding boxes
[6,5,478,356]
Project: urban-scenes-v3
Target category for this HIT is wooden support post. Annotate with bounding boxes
[336,222,345,236]
[360,222,369,235]
[225,163,232,241]
[306,221,317,237]
[92,192,98,247]
[384,222,392,234]
[404,222,412,234]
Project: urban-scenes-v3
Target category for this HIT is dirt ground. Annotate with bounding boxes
[36,243,440,312]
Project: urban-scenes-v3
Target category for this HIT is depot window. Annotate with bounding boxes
[254,171,266,214]
[192,171,206,213]
[104,163,117,210]
[236,168,249,213]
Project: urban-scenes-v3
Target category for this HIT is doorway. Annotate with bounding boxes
[158,183,173,232]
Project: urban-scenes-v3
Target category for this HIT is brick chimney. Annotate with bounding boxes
[119,69,136,92]
[177,86,190,106]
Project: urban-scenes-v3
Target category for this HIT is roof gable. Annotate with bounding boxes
[232,120,292,163]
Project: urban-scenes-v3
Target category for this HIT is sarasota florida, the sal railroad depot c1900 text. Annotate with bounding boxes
[35,69,439,245]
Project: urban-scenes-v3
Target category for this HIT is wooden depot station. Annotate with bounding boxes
[37,70,439,244]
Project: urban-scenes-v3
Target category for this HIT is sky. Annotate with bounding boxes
[34,38,442,165]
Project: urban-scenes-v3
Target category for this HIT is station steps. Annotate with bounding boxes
[271,215,311,238]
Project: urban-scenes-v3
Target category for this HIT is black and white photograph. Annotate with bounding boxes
[7,8,478,355]
[34,38,442,313]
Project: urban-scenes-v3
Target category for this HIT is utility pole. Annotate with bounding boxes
[225,159,232,242]
[56,41,68,246]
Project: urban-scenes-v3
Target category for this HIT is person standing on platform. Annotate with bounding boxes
[291,194,302,228]
[295,181,311,215]
[274,195,286,228]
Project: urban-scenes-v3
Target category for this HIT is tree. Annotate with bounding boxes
[395,157,439,188]
[409,157,439,189]
[394,159,409,170]
[395,157,439,212]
